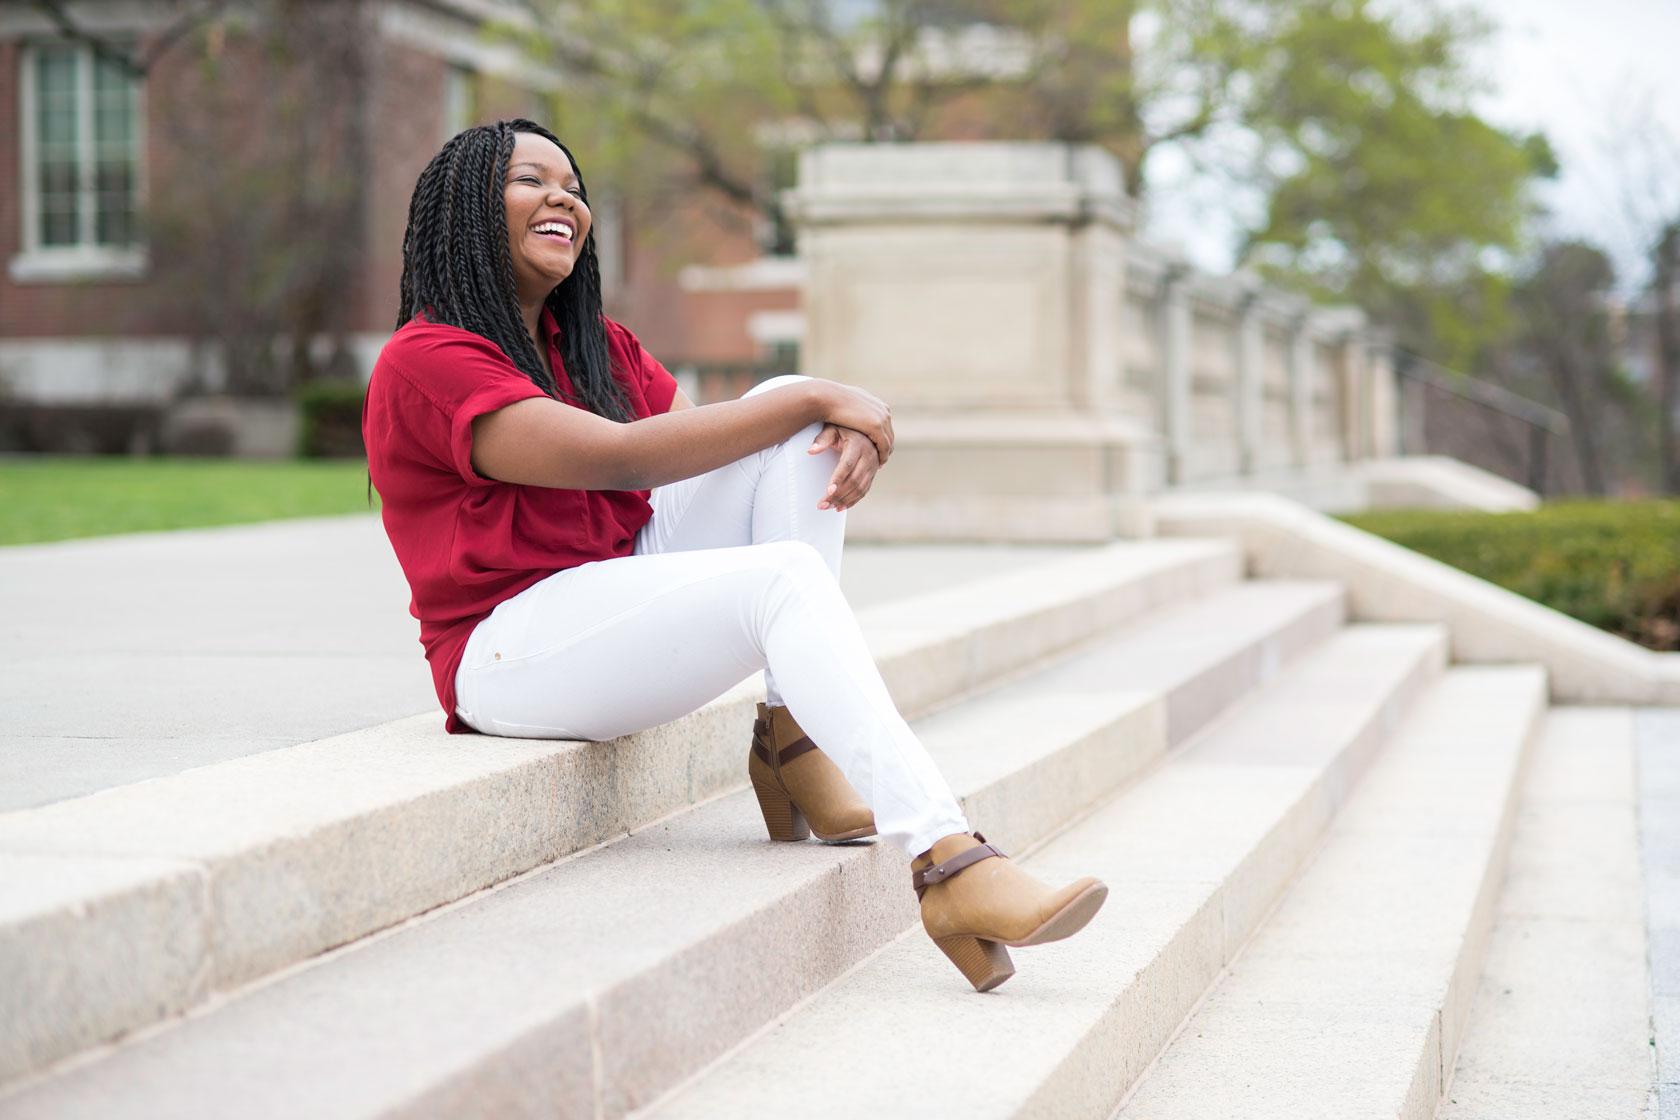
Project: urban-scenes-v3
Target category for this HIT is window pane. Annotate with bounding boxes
[38,159,77,194]
[95,159,133,244]
[42,199,79,246]
[36,46,76,96]
[97,204,134,245]
[96,105,133,146]
[39,152,80,245]
[36,46,83,246]
[92,50,142,247]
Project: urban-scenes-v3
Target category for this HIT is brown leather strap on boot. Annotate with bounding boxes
[912,832,1006,900]
[751,717,821,770]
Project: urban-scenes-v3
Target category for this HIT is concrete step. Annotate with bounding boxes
[0,578,1352,1116]
[1112,664,1548,1119]
[1438,707,1656,1118]
[645,626,1455,1119]
[0,536,1240,1083]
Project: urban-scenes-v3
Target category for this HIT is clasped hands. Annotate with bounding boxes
[806,422,881,512]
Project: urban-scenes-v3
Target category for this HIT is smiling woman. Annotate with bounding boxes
[358,118,1106,993]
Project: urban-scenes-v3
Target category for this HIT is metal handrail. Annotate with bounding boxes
[1393,348,1568,494]
[1394,350,1570,435]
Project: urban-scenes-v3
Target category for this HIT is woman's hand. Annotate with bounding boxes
[811,381,893,465]
[807,423,882,512]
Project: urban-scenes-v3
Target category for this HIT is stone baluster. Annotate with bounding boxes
[1235,279,1264,475]
[1287,314,1314,469]
[1159,262,1193,485]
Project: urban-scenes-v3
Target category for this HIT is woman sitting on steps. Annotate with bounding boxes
[360,118,1107,991]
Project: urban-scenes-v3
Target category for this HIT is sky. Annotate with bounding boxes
[1143,0,1680,293]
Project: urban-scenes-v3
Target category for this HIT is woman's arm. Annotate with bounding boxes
[471,379,892,491]
[671,382,877,512]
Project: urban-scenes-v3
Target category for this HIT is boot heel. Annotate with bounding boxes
[750,773,811,842]
[934,935,1015,992]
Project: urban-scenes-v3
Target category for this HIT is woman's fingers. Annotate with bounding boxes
[826,434,880,511]
[820,439,864,510]
[836,459,879,510]
[808,423,840,454]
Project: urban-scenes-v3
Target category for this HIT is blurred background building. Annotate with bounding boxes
[1,0,1676,499]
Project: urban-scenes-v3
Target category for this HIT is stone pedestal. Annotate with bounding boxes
[790,143,1160,541]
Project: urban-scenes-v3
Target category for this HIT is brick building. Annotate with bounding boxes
[0,0,789,452]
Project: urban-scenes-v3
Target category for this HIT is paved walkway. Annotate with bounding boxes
[0,514,1081,811]
[1639,708,1680,1118]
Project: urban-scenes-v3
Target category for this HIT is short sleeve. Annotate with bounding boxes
[608,319,680,416]
[380,325,548,488]
[448,379,548,486]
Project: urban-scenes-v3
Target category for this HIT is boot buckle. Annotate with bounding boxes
[912,833,1005,899]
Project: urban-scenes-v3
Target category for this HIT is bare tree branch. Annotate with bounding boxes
[30,0,232,76]
[138,0,234,71]
[31,0,146,76]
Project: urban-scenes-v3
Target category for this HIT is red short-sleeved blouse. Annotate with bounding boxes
[362,305,679,733]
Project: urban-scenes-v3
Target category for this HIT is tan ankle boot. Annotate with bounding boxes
[912,831,1107,991]
[748,702,877,842]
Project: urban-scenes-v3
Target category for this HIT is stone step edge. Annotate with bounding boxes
[647,630,1459,1120]
[1111,664,1549,1119]
[0,582,1345,1107]
[0,539,1240,1085]
[1151,490,1680,704]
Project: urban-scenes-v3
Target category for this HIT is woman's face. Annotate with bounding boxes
[502,131,592,306]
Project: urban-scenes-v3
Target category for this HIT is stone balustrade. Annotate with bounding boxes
[787,141,1401,540]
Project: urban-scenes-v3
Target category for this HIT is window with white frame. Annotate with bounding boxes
[15,39,145,279]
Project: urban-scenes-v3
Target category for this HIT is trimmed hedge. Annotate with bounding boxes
[295,379,367,459]
[1337,500,1680,652]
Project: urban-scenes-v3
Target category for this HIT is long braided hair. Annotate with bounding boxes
[367,119,632,504]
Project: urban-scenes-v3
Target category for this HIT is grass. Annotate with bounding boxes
[1337,499,1680,651]
[6,460,1676,655]
[0,455,380,546]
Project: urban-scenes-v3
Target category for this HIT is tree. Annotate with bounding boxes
[28,0,231,78]
[500,0,1549,370]
[1504,241,1635,496]
[31,0,373,398]
[1654,222,1680,493]
[1233,0,1554,371]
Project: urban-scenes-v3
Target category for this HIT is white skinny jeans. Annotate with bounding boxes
[452,374,971,858]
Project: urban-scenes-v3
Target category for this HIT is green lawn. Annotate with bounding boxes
[0,456,380,546]
[7,460,1676,654]
[1338,499,1680,651]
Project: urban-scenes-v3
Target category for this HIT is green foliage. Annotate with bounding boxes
[0,456,378,546]
[1238,0,1554,370]
[503,0,1557,371]
[492,0,798,258]
[294,380,368,459]
[1338,501,1680,650]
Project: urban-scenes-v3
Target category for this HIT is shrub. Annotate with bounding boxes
[1338,500,1680,651]
[0,403,165,454]
[295,379,366,459]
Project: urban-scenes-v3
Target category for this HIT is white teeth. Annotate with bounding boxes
[534,222,572,239]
